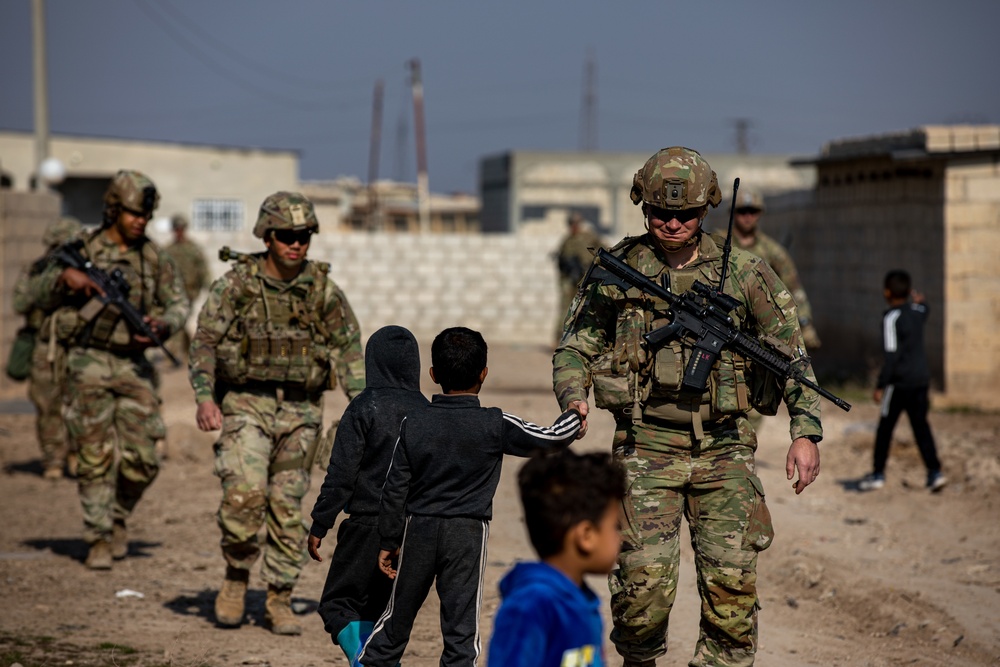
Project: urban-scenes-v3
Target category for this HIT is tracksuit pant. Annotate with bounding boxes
[874,384,941,475]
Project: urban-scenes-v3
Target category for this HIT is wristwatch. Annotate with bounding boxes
[803,434,822,444]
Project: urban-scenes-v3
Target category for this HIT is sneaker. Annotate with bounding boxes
[927,471,948,493]
[858,473,885,491]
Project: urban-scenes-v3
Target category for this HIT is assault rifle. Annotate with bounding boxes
[53,241,181,367]
[589,178,850,412]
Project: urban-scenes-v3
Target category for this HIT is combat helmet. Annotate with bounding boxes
[734,186,765,212]
[42,216,82,247]
[253,191,319,239]
[630,147,722,210]
[103,170,159,220]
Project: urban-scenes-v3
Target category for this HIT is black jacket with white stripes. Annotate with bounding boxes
[877,301,931,390]
[378,393,582,550]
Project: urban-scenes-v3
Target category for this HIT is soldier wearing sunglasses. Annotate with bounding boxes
[189,191,365,635]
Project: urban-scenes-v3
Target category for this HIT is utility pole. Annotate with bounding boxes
[409,59,430,233]
[733,118,752,155]
[580,49,597,152]
[32,0,50,189]
[367,79,384,230]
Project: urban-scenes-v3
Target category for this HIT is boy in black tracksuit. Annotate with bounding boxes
[859,270,945,492]
[358,327,584,667]
[308,325,429,663]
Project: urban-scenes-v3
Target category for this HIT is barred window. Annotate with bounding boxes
[192,199,244,232]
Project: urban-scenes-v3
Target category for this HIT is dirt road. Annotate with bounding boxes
[1,344,998,666]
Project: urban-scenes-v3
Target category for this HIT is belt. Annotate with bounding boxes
[238,381,319,403]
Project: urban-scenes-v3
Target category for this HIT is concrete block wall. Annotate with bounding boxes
[943,160,1000,409]
[204,231,567,348]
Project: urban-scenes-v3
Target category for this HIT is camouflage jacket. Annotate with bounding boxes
[165,239,210,301]
[740,231,814,324]
[188,254,365,404]
[31,228,189,351]
[554,232,822,441]
[557,230,604,285]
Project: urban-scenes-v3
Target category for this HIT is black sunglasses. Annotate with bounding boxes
[735,207,762,216]
[272,229,313,245]
[647,205,703,223]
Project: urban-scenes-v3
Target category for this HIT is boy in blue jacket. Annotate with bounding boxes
[308,325,429,663]
[489,449,626,667]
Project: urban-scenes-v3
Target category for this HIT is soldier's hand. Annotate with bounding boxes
[786,437,820,495]
[873,388,884,403]
[58,267,103,297]
[307,535,323,562]
[196,401,223,432]
[378,548,399,580]
[568,400,589,439]
[133,317,170,347]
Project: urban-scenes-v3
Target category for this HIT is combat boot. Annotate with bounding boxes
[214,567,249,628]
[111,519,128,560]
[85,539,113,570]
[265,585,302,635]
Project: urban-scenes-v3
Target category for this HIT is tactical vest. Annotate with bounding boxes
[47,232,165,353]
[214,258,334,393]
[590,235,756,424]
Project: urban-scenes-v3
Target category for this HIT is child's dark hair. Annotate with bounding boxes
[431,327,488,392]
[884,269,912,300]
[518,449,626,559]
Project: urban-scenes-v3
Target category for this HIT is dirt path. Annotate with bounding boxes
[1,344,998,666]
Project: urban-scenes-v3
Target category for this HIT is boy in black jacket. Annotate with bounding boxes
[308,325,429,663]
[358,327,584,667]
[859,270,945,492]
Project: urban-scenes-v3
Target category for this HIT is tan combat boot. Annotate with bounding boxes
[265,585,302,635]
[214,567,249,628]
[85,540,113,570]
[111,519,128,560]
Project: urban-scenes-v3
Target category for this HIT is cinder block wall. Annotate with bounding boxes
[204,232,567,348]
[0,191,61,397]
[943,160,1000,409]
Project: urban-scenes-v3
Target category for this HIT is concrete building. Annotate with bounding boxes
[478,149,816,237]
[0,131,298,239]
[766,125,1000,410]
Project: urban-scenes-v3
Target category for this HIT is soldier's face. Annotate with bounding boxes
[265,228,311,270]
[735,207,761,234]
[116,208,150,242]
[645,204,704,250]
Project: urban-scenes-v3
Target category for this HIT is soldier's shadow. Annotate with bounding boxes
[21,537,162,563]
[163,589,319,628]
[3,458,46,477]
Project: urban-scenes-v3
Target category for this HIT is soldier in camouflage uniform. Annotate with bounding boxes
[732,187,821,349]
[30,170,189,570]
[164,214,210,361]
[553,147,823,667]
[12,216,82,479]
[555,212,605,343]
[189,191,365,635]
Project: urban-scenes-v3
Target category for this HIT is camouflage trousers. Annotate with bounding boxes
[64,348,165,544]
[28,337,71,471]
[608,413,773,667]
[213,388,321,588]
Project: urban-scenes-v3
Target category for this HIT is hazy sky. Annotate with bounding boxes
[1,0,997,193]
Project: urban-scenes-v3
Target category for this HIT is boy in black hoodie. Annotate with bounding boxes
[308,325,429,663]
[357,326,584,667]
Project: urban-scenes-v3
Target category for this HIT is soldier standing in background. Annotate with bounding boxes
[732,187,822,349]
[554,147,823,667]
[555,212,604,343]
[189,191,365,635]
[12,216,82,480]
[28,170,189,570]
[164,214,210,361]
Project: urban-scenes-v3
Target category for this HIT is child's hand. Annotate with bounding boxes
[378,548,399,579]
[568,400,589,439]
[308,535,324,562]
[911,290,925,304]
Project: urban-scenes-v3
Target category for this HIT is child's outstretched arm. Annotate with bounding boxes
[500,407,583,457]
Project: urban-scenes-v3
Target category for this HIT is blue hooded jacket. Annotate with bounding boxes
[488,562,605,667]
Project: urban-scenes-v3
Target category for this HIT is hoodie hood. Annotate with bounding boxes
[364,325,421,391]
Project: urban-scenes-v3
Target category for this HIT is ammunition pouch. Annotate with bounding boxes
[5,326,37,381]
